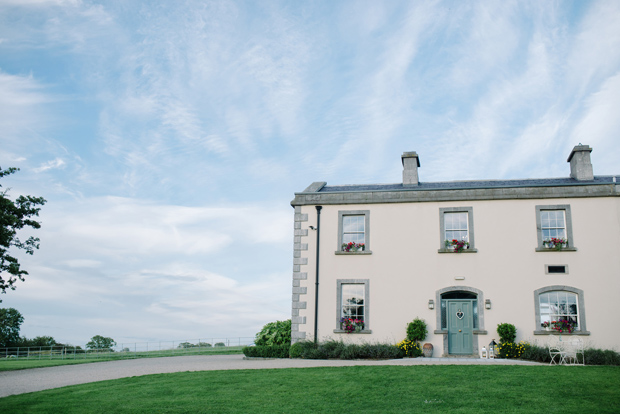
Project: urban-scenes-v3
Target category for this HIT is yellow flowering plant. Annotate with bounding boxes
[396,339,422,357]
[497,341,528,359]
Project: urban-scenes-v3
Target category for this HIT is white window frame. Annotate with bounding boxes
[438,207,477,252]
[334,279,371,334]
[533,286,589,335]
[535,205,577,251]
[336,210,371,254]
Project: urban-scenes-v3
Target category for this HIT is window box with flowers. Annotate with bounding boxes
[444,239,470,252]
[551,319,577,334]
[341,242,365,252]
[339,318,365,333]
[543,238,568,251]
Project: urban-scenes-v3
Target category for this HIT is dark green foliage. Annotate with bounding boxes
[358,343,404,359]
[405,342,423,358]
[176,341,213,349]
[406,318,427,343]
[0,307,24,347]
[519,343,551,363]
[85,335,116,351]
[319,339,347,357]
[288,342,304,358]
[289,340,403,360]
[496,323,516,344]
[584,348,620,366]
[340,343,362,359]
[254,319,291,346]
[242,344,290,358]
[214,342,226,347]
[17,336,58,347]
[0,167,46,300]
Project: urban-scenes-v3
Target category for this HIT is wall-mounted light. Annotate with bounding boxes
[485,299,492,309]
[428,299,434,309]
[309,226,317,230]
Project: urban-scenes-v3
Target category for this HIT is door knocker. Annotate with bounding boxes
[456,309,464,319]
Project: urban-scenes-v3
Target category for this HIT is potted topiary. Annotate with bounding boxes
[406,318,432,357]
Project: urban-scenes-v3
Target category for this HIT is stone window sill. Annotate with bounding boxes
[533,330,590,335]
[535,247,577,252]
[335,251,372,255]
[437,248,478,254]
[333,329,372,334]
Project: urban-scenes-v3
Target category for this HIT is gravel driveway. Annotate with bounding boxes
[0,354,542,398]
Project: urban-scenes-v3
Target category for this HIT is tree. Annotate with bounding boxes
[0,307,24,347]
[18,335,57,347]
[0,167,46,300]
[86,335,117,350]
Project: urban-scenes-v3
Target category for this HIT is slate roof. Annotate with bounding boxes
[317,176,619,193]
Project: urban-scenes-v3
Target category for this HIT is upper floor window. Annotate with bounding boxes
[541,210,566,240]
[336,210,371,254]
[535,205,576,251]
[439,207,476,252]
[444,212,469,242]
[343,215,365,244]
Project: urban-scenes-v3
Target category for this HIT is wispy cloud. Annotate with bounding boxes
[33,157,66,172]
[570,71,620,175]
[0,72,51,139]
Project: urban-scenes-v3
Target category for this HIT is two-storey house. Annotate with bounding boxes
[290,144,619,356]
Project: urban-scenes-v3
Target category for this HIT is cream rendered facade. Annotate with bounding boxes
[290,145,620,355]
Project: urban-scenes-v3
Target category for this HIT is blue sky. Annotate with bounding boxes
[1,0,619,346]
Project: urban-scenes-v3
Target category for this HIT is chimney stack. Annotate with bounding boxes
[567,144,594,181]
[402,151,420,186]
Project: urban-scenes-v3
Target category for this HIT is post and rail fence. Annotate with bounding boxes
[0,337,255,361]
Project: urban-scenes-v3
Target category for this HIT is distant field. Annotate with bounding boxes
[0,347,244,371]
[1,365,618,413]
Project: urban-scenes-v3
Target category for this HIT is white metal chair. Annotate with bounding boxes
[547,337,563,365]
[559,339,585,365]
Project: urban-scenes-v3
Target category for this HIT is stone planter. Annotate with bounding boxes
[422,343,433,357]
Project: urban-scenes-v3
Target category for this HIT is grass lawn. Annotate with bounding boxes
[0,348,243,372]
[1,365,619,413]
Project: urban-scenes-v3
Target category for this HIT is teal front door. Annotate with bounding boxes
[447,300,474,355]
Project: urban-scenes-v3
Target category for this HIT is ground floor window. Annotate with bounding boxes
[335,279,369,333]
[539,291,579,331]
[534,286,588,334]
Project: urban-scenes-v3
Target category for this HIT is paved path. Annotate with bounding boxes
[0,354,542,398]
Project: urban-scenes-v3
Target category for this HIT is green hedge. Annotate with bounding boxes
[254,320,291,346]
[242,345,290,358]
[289,340,404,360]
[518,342,620,365]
